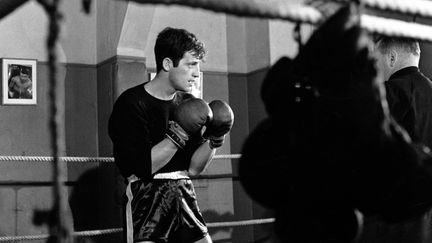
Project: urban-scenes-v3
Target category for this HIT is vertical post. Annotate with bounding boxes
[37,0,74,242]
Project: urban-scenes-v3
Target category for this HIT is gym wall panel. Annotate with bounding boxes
[0,0,94,64]
[227,73,249,155]
[96,59,115,158]
[245,18,270,73]
[65,64,98,157]
[417,18,432,79]
[0,1,50,61]
[61,0,97,65]
[246,68,268,131]
[96,0,128,63]
[227,73,254,243]
[269,20,314,65]
[64,63,100,196]
[16,188,54,236]
[420,42,432,79]
[226,16,248,74]
[0,188,15,237]
[117,3,155,58]
[0,63,65,156]
[268,0,315,65]
[96,55,148,158]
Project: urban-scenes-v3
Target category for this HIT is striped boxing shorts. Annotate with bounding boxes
[124,171,208,243]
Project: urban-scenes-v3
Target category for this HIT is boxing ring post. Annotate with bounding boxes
[35,0,74,242]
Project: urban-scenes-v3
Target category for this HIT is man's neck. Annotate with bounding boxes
[389,65,418,81]
[145,75,176,100]
[389,57,419,80]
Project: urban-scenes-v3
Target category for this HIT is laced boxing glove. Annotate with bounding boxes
[203,100,234,149]
[166,98,213,149]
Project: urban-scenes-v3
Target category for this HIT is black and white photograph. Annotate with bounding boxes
[1,1,432,243]
[2,58,36,105]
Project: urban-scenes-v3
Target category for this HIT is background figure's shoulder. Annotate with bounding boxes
[386,75,412,93]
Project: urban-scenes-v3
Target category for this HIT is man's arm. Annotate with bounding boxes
[9,77,17,90]
[188,140,216,176]
[159,97,213,175]
[151,138,179,174]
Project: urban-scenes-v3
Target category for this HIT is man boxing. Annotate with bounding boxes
[8,66,32,99]
[108,27,234,243]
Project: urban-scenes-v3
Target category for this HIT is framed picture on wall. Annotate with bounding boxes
[1,58,37,105]
[148,71,203,98]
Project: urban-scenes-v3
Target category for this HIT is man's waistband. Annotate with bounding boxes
[153,170,189,179]
[127,170,189,183]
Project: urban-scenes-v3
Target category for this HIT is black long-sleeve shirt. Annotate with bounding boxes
[108,83,202,180]
[385,66,432,149]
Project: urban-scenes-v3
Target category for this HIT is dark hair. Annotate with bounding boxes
[154,27,206,73]
[374,35,420,56]
[21,66,31,75]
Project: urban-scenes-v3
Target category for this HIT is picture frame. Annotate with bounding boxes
[148,71,203,99]
[2,58,37,105]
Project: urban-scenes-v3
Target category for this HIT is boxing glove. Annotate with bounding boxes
[166,98,213,149]
[203,100,234,148]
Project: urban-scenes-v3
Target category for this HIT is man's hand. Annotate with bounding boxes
[166,98,213,149]
[203,100,234,149]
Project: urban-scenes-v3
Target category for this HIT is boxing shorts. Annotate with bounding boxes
[124,172,208,243]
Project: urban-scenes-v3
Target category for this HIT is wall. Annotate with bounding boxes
[65,64,98,157]
[0,63,65,242]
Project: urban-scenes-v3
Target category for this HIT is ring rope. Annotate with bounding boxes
[0,218,274,242]
[128,0,432,42]
[130,0,432,21]
[0,234,50,242]
[363,0,432,19]
[73,228,122,237]
[207,218,275,228]
[0,154,241,163]
[361,14,432,42]
[128,0,323,24]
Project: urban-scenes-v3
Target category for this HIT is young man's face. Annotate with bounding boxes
[169,51,201,93]
[20,72,29,78]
